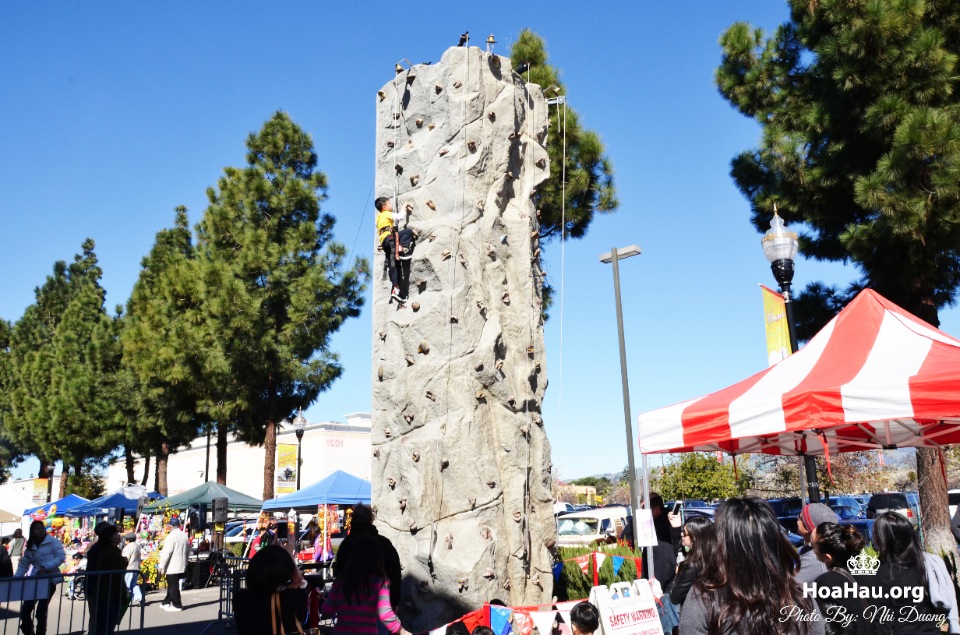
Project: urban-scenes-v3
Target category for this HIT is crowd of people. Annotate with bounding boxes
[640,495,960,634]
[7,496,960,635]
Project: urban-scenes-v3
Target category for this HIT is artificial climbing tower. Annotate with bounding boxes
[371,45,555,629]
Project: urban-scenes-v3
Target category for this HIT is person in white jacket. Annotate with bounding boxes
[157,517,190,611]
[15,520,66,635]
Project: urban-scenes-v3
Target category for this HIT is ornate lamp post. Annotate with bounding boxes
[293,409,307,491]
[761,209,819,503]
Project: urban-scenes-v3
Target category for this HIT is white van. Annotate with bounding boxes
[556,506,629,547]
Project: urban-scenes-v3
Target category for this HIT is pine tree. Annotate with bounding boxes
[716,0,960,558]
[510,29,618,242]
[196,111,369,499]
[122,206,209,495]
[0,319,25,482]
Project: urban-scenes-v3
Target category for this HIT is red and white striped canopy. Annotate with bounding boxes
[637,290,960,456]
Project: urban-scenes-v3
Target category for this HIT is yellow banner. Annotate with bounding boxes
[761,285,791,366]
[32,478,49,506]
[276,444,298,493]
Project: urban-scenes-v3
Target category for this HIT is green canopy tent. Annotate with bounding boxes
[140,481,262,514]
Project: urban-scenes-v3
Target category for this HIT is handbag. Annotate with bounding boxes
[272,592,320,635]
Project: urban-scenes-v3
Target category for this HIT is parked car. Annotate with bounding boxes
[767,497,803,533]
[949,489,960,519]
[866,492,921,526]
[556,506,629,547]
[830,505,862,521]
[553,502,575,517]
[827,496,864,518]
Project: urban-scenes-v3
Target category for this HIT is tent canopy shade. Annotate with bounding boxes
[140,482,262,514]
[0,508,20,523]
[68,490,164,517]
[261,470,371,510]
[23,494,90,517]
[637,290,960,457]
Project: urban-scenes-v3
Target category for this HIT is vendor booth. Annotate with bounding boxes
[261,470,370,510]
[22,493,89,518]
[637,289,960,457]
[68,488,164,517]
[140,481,262,514]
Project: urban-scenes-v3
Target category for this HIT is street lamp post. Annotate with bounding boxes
[293,409,307,491]
[599,245,652,575]
[761,210,820,503]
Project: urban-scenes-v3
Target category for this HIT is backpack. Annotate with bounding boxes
[396,228,416,260]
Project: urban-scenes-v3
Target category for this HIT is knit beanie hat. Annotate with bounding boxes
[800,503,838,530]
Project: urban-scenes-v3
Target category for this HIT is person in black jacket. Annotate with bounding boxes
[332,504,402,610]
[669,516,716,607]
[0,537,12,577]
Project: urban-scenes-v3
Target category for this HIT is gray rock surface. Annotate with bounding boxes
[371,46,555,629]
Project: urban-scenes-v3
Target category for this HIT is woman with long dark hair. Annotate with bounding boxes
[870,512,958,634]
[811,522,871,635]
[234,544,307,635]
[15,520,66,635]
[321,533,411,635]
[678,497,823,635]
[670,516,716,608]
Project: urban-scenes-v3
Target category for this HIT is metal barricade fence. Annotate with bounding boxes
[0,569,146,635]
[217,555,249,621]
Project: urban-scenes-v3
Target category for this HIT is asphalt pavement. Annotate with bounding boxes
[2,584,228,635]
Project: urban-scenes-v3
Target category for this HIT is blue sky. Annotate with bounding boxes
[3,2,957,483]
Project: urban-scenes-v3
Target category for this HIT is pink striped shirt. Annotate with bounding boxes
[322,576,401,635]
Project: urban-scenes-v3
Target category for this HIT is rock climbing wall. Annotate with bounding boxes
[372,45,555,630]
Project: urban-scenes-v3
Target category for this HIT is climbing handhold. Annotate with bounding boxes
[502,580,510,591]
[477,200,485,210]
[475,390,485,400]
[425,390,435,401]
[488,111,496,121]
[467,141,476,152]
[445,534,454,549]
[537,130,545,142]
[410,175,419,186]
[487,480,496,488]
[379,331,387,341]
[513,511,522,522]
[534,416,543,427]
[527,345,535,357]
[486,244,496,258]
[506,171,514,179]
[411,302,420,312]
[415,118,424,128]
[405,356,415,366]
[476,301,486,313]
[495,359,503,370]
[534,363,541,373]
[453,80,462,89]
[508,132,516,140]
[507,396,517,409]
[450,316,459,324]
[475,362,483,371]
[502,292,510,305]
[393,113,401,120]
[384,429,393,439]
[404,413,414,423]
[438,149,449,156]
[428,123,435,130]
[458,253,466,266]
[441,250,452,260]
[373,448,380,459]
[481,527,492,539]
[418,341,430,354]
[533,578,543,590]
[545,538,557,550]
[409,522,418,533]
[533,247,541,258]
[377,367,384,381]
[435,84,443,94]
[412,451,420,462]
[378,90,386,101]
[440,458,449,470]
[399,498,407,511]
[483,568,495,579]
[387,477,396,489]
[404,201,414,212]
[501,444,510,453]
[469,497,476,508]
[536,157,546,169]
[386,141,395,148]
[425,200,436,210]
[457,578,468,592]
[395,164,403,174]
[520,424,530,437]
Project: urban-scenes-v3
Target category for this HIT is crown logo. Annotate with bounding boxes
[847,552,880,575]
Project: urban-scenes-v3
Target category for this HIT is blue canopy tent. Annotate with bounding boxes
[68,490,164,517]
[261,470,371,510]
[23,493,89,517]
